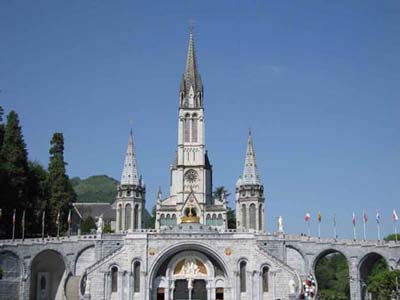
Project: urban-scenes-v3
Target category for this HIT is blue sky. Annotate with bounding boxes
[1,1,399,239]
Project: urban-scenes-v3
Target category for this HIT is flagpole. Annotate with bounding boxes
[394,221,397,243]
[353,225,356,240]
[41,211,45,240]
[12,209,16,241]
[22,210,25,241]
[68,209,71,238]
[377,222,381,241]
[333,213,337,239]
[307,221,310,237]
[57,212,60,240]
[318,222,321,239]
[363,220,366,241]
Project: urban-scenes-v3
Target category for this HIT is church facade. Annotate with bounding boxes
[0,30,399,300]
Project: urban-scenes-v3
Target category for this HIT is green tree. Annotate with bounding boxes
[367,270,400,300]
[227,207,236,229]
[80,216,96,234]
[0,106,4,151]
[47,133,76,235]
[384,234,400,242]
[27,161,50,237]
[0,111,30,238]
[213,186,236,228]
[144,205,156,229]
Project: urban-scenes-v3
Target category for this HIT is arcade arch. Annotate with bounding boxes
[358,252,388,300]
[149,244,230,300]
[30,250,66,300]
[0,251,22,299]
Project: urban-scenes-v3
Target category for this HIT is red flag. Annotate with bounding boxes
[67,210,71,224]
[363,210,368,224]
[393,209,399,222]
[352,212,356,226]
[305,212,311,222]
[12,209,16,225]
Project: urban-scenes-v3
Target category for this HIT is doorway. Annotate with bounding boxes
[157,288,165,300]
[216,287,224,300]
[192,280,207,300]
[173,280,188,300]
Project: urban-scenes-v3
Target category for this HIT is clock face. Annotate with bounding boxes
[185,169,198,183]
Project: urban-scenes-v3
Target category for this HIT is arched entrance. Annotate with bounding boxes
[313,249,350,300]
[30,250,66,300]
[358,252,388,300]
[149,244,230,300]
[0,251,22,300]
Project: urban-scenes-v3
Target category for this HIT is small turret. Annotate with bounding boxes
[236,131,265,232]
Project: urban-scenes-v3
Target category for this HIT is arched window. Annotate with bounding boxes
[111,266,118,292]
[262,266,269,292]
[118,204,123,231]
[191,118,198,143]
[206,214,211,225]
[184,116,190,143]
[241,204,247,229]
[172,214,177,225]
[134,205,139,229]
[166,214,171,226]
[133,261,140,292]
[125,204,132,230]
[249,204,256,229]
[217,214,223,226]
[259,204,263,231]
[240,261,247,292]
[160,214,165,226]
[212,214,217,226]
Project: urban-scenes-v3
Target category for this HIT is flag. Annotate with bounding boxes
[12,209,16,225]
[21,210,25,228]
[376,210,381,224]
[55,211,60,225]
[352,212,356,226]
[305,212,311,222]
[393,209,399,222]
[67,210,71,224]
[363,210,368,224]
[317,212,322,223]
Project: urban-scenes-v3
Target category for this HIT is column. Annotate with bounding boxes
[255,204,259,232]
[131,207,134,232]
[116,205,121,232]
[138,205,142,229]
[121,205,126,231]
[246,205,250,230]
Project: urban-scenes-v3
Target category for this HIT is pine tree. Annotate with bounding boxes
[0,111,29,238]
[0,106,4,151]
[46,133,76,235]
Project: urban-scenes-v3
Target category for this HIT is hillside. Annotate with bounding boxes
[71,175,118,203]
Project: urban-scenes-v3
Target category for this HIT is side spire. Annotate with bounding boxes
[242,130,261,185]
[120,129,140,185]
[180,28,203,108]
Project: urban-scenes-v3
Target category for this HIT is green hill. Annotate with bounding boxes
[71,175,118,203]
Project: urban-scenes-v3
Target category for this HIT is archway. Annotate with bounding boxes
[313,249,350,300]
[359,252,388,300]
[0,251,22,300]
[149,243,230,300]
[30,250,66,300]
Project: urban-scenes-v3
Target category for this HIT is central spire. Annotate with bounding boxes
[120,129,140,186]
[242,130,261,185]
[180,29,203,108]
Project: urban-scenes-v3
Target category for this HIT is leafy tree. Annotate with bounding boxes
[71,175,118,203]
[47,133,76,235]
[213,186,236,229]
[315,253,350,299]
[80,216,96,234]
[384,234,400,242]
[0,105,4,152]
[227,207,236,229]
[367,270,400,300]
[0,111,29,238]
[26,161,50,237]
[144,205,156,229]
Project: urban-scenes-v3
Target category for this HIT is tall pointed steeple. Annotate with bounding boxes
[180,28,203,108]
[120,129,140,186]
[242,130,261,185]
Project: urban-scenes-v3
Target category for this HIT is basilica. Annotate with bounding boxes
[0,30,399,300]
